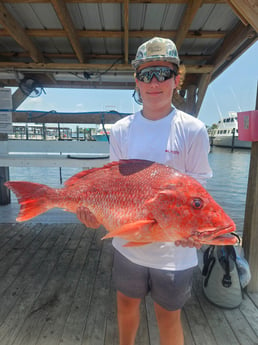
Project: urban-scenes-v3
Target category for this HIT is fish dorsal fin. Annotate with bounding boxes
[64,160,155,187]
[64,161,120,186]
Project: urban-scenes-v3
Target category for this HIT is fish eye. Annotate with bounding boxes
[191,198,203,209]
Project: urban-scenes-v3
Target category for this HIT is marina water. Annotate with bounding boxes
[8,147,250,236]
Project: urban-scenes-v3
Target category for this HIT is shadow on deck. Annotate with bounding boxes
[0,223,258,345]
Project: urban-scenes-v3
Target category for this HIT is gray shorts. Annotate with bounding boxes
[112,249,194,311]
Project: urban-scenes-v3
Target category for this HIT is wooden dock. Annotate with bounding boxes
[0,222,258,345]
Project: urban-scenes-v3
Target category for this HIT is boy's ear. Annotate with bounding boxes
[135,75,140,87]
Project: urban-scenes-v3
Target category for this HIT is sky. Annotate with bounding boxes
[16,40,258,127]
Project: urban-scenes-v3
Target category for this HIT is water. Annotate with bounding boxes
[206,147,250,235]
[8,147,250,234]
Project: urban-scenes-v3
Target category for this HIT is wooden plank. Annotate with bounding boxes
[2,224,77,345]
[223,307,258,344]
[145,296,159,345]
[211,22,255,73]
[123,0,129,64]
[12,88,29,110]
[0,223,42,270]
[50,0,84,63]
[25,225,92,345]
[0,224,53,295]
[11,110,130,124]
[175,0,203,49]
[60,227,105,345]
[181,309,196,345]
[247,292,258,308]
[228,0,258,31]
[192,268,239,345]
[0,223,37,262]
[134,302,150,345]
[239,293,258,337]
[81,229,114,345]
[0,28,226,39]
[183,273,218,345]
[0,223,25,247]
[0,245,51,336]
[0,62,214,74]
[104,279,119,345]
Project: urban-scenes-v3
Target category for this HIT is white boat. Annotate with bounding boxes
[209,112,251,149]
[92,124,111,142]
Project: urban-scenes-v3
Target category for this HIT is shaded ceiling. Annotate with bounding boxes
[0,0,257,115]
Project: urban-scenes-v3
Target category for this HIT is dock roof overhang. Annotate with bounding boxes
[0,0,257,115]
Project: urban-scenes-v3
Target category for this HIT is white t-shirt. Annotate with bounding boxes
[109,108,212,271]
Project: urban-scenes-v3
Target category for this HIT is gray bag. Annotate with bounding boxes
[202,245,242,309]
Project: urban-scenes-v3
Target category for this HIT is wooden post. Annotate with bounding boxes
[185,84,197,116]
[0,87,26,205]
[242,84,258,292]
[0,133,10,205]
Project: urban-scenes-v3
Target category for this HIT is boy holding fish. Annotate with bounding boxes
[77,37,213,345]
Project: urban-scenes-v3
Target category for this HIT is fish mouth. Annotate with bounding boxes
[192,224,240,245]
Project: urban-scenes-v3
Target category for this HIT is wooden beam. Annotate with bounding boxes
[0,167,10,205]
[0,28,226,39]
[12,87,29,109]
[172,91,187,112]
[210,22,256,73]
[184,84,197,115]
[0,133,10,205]
[123,0,129,64]
[1,79,137,89]
[50,0,84,63]
[195,73,211,115]
[227,0,258,32]
[175,0,203,49]
[242,83,258,292]
[0,62,214,73]
[3,75,202,90]
[0,51,211,62]
[211,37,257,82]
[12,110,130,124]
[0,2,44,63]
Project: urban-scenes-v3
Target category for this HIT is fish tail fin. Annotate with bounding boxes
[4,181,55,221]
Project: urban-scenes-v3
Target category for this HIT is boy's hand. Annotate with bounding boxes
[175,239,202,249]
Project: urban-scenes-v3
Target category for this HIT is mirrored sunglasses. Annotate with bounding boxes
[136,66,177,83]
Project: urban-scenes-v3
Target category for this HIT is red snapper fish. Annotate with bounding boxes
[5,159,238,246]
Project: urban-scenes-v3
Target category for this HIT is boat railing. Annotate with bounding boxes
[0,140,110,168]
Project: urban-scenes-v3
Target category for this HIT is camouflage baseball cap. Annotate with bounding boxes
[131,37,180,70]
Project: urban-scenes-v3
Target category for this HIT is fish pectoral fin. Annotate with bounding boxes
[145,189,176,209]
[123,241,152,247]
[102,219,156,240]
